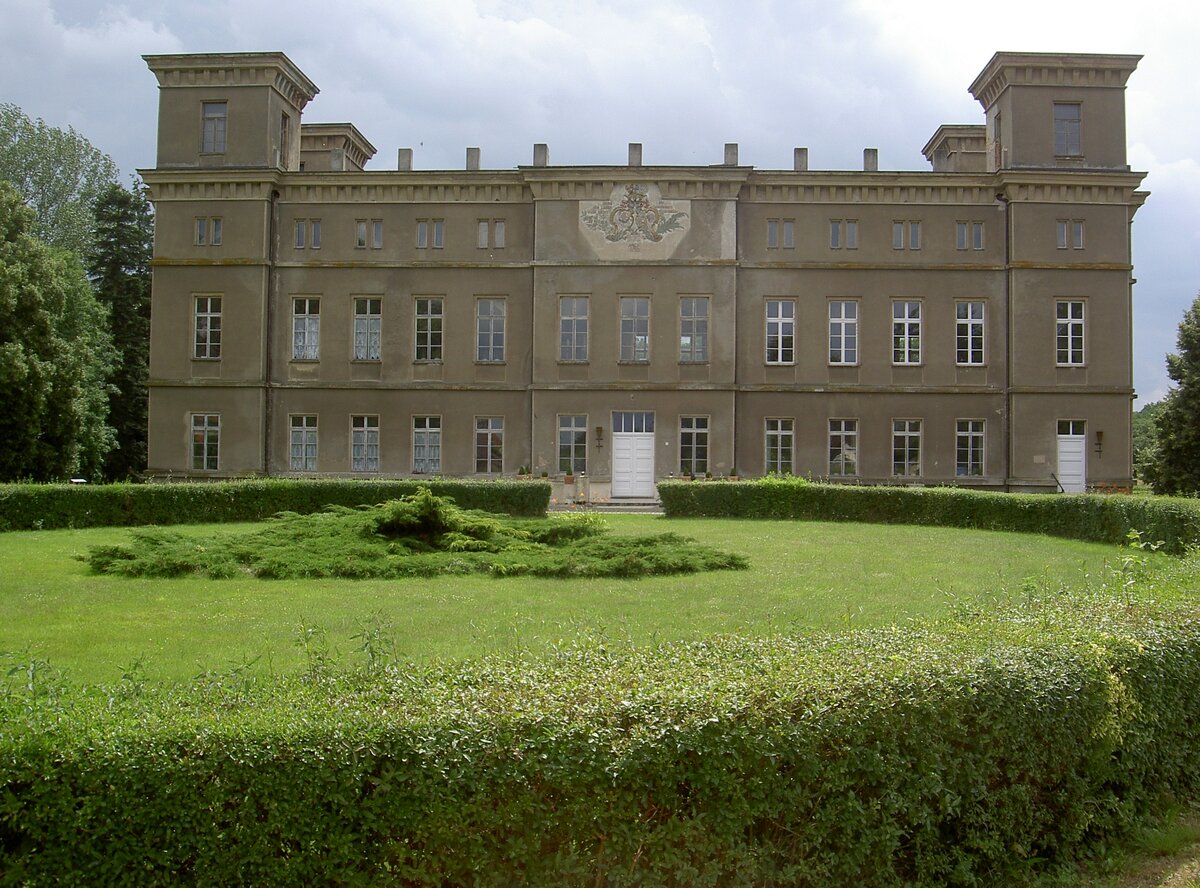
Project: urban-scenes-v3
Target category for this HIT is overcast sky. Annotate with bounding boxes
[3,0,1196,403]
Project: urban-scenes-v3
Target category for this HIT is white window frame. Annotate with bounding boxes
[291,297,320,361]
[353,297,382,362]
[1056,219,1085,250]
[351,415,380,473]
[191,413,220,471]
[828,419,858,477]
[558,414,587,475]
[289,414,318,472]
[892,419,922,478]
[679,296,709,363]
[1054,102,1082,156]
[416,219,444,250]
[620,296,650,362]
[765,418,794,475]
[956,419,985,478]
[195,217,221,247]
[412,416,441,474]
[201,102,227,154]
[828,300,858,365]
[893,220,921,251]
[415,297,443,362]
[956,221,984,251]
[892,300,922,365]
[1056,300,1086,366]
[679,415,709,476]
[193,295,222,360]
[767,218,795,250]
[830,219,858,250]
[955,301,985,366]
[765,299,795,365]
[476,218,506,250]
[559,295,589,362]
[474,416,503,474]
[475,297,506,363]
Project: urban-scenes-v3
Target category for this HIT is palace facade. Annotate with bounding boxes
[142,50,1146,498]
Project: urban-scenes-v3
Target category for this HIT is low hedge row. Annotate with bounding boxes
[659,478,1200,554]
[0,478,551,531]
[3,570,1200,886]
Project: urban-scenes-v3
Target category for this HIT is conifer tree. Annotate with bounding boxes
[1148,294,1200,495]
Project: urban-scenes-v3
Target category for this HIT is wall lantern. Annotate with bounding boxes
[1094,430,1103,456]
[595,426,604,448]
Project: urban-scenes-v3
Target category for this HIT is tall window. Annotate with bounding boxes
[477,219,506,249]
[193,295,222,359]
[415,297,443,362]
[892,301,921,365]
[289,415,318,472]
[767,219,794,250]
[1056,219,1085,250]
[956,221,984,251]
[892,419,921,477]
[956,301,985,365]
[828,419,857,477]
[679,416,709,476]
[679,296,709,363]
[292,297,320,360]
[765,418,794,474]
[475,417,503,474]
[1056,301,1085,365]
[830,219,858,250]
[828,300,858,365]
[765,299,795,364]
[356,220,382,249]
[201,102,227,153]
[295,219,321,249]
[412,416,441,474]
[620,296,650,362]
[559,296,589,361]
[191,413,219,470]
[353,298,382,362]
[195,217,222,246]
[1054,103,1082,156]
[956,419,985,477]
[476,298,506,362]
[558,415,587,475]
[892,220,921,250]
[351,415,379,472]
[418,219,445,249]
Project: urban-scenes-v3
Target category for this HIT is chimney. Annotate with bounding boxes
[628,142,643,167]
[724,142,739,165]
[533,143,549,167]
[863,148,879,172]
[794,147,808,171]
[466,147,481,170]
[397,148,413,171]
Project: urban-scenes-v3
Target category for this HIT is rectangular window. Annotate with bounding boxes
[956,419,985,477]
[956,221,984,251]
[956,301,985,365]
[828,300,858,365]
[972,221,984,251]
[846,220,858,249]
[311,220,321,249]
[679,296,709,363]
[679,416,709,476]
[829,219,858,250]
[782,220,794,249]
[292,297,320,360]
[476,297,506,362]
[295,220,306,249]
[1054,102,1082,156]
[296,219,321,249]
[372,220,383,250]
[1057,219,1085,250]
[433,219,444,249]
[351,415,380,473]
[279,113,290,167]
[412,416,441,474]
[892,301,921,365]
[828,419,858,477]
[477,220,489,249]
[194,295,222,359]
[892,419,922,477]
[559,296,589,361]
[494,220,505,249]
[1056,300,1085,365]
[353,297,382,362]
[201,102,227,154]
[356,220,381,249]
[416,220,428,249]
[194,217,222,246]
[289,415,318,472]
[475,416,503,474]
[355,221,367,249]
[191,413,219,470]
[612,412,655,433]
[893,220,921,251]
[765,299,795,364]
[767,219,794,250]
[620,296,650,362]
[476,219,506,249]
[1057,419,1086,436]
[767,219,778,249]
[558,415,587,475]
[415,297,443,362]
[765,418,794,474]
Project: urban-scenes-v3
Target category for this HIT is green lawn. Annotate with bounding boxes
[0,515,1150,684]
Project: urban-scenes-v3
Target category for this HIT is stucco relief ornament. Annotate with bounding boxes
[581,184,688,243]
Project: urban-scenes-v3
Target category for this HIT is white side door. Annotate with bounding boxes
[1056,433,1087,493]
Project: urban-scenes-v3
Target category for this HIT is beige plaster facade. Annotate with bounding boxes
[141,50,1146,497]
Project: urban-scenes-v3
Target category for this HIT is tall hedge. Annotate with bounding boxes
[3,574,1200,886]
[0,478,551,531]
[659,478,1200,554]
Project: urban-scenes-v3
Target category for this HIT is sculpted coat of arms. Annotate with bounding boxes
[578,184,690,259]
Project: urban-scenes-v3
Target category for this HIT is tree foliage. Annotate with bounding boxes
[1148,293,1200,495]
[1131,400,1163,483]
[0,181,115,481]
[88,182,152,479]
[0,103,119,257]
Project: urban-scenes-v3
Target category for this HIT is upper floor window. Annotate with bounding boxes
[193,295,222,360]
[417,219,444,250]
[679,296,709,363]
[956,301,985,366]
[356,220,382,249]
[476,297,506,362]
[559,295,588,362]
[892,300,921,365]
[353,297,382,362]
[893,220,921,251]
[1056,219,1085,250]
[956,221,984,251]
[415,297,443,362]
[201,102,227,154]
[830,219,858,250]
[292,297,320,361]
[828,300,858,365]
[295,219,321,250]
[765,299,795,365]
[1056,300,1085,366]
[767,219,795,250]
[477,219,506,249]
[620,296,650,362]
[195,217,222,246]
[1054,103,1082,156]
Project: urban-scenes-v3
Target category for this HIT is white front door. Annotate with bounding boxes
[1056,432,1087,493]
[612,434,655,497]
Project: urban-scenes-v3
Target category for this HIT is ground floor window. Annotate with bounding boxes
[475,416,503,473]
[413,416,441,473]
[892,419,921,477]
[828,419,858,477]
[290,415,317,471]
[191,413,219,471]
[351,415,379,472]
[679,416,708,475]
[558,415,587,475]
[956,419,984,477]
[765,418,793,474]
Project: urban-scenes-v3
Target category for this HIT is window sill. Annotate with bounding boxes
[350,358,382,364]
[191,356,221,362]
[617,360,651,366]
[557,360,589,365]
[474,360,506,365]
[764,362,796,367]
[413,360,444,365]
[955,362,987,368]
[290,358,320,363]
[678,360,710,366]
[828,361,859,368]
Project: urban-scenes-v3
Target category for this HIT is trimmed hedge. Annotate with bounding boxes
[0,478,551,531]
[3,568,1200,885]
[659,477,1200,554]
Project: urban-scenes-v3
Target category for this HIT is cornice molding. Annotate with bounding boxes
[968,52,1141,109]
[143,52,318,112]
